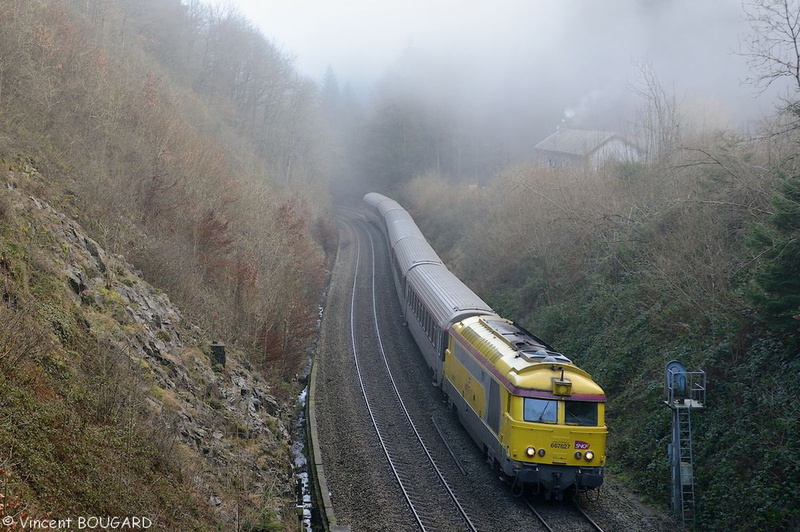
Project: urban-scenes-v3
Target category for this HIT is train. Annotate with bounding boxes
[363,192,607,500]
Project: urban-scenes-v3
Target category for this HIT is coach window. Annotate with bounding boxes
[565,401,598,426]
[523,398,557,424]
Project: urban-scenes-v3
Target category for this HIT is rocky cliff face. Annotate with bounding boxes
[1,164,297,529]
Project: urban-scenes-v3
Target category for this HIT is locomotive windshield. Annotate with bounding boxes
[523,398,557,423]
[565,401,598,426]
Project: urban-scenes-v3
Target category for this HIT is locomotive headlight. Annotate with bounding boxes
[584,451,595,462]
[525,446,536,457]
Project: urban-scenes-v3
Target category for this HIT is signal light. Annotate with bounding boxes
[574,452,582,460]
[538,448,546,457]
[585,451,595,462]
[525,446,536,457]
[551,369,572,396]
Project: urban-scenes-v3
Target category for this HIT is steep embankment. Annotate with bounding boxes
[0,162,297,530]
[0,2,330,529]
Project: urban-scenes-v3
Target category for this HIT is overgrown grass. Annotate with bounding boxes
[0,374,214,528]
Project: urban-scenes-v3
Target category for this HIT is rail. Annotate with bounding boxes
[525,497,605,532]
[343,212,477,531]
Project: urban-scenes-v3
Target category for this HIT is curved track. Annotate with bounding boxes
[311,206,669,532]
[341,210,477,531]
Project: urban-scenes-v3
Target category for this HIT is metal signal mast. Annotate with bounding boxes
[664,360,706,526]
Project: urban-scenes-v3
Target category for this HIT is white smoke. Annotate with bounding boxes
[564,90,604,127]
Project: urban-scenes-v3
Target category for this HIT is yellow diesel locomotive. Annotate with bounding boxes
[364,192,607,500]
[445,316,606,498]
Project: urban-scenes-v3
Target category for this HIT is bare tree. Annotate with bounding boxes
[741,0,800,154]
[743,0,800,94]
[631,60,683,165]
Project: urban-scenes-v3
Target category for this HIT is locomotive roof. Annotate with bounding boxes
[451,316,605,399]
[481,318,567,360]
[406,263,496,329]
[393,236,443,277]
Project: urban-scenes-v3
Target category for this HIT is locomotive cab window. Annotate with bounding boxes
[565,401,598,426]
[523,398,557,424]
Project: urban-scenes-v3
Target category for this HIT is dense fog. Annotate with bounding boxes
[213,1,783,136]
[198,0,793,197]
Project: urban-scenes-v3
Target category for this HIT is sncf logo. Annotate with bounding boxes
[575,441,590,450]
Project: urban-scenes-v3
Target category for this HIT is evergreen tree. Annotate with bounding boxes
[746,175,800,332]
[320,65,340,111]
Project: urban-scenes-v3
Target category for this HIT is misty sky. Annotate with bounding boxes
[204,0,787,143]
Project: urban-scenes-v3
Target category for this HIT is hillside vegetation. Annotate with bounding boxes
[0,0,335,362]
[2,0,799,530]
[0,0,333,530]
[398,127,800,530]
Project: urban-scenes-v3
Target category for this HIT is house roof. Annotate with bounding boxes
[534,128,622,157]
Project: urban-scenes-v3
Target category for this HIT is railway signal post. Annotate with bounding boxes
[664,360,706,527]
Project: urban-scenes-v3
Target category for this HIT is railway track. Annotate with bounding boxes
[341,211,477,531]
[526,497,605,532]
[313,207,666,531]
